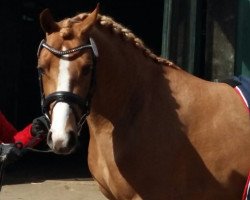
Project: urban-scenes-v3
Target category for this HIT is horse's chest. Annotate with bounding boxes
[88,139,137,199]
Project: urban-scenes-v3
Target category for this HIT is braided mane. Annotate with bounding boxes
[60,13,174,67]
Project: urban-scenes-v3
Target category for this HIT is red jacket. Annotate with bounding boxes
[0,111,41,148]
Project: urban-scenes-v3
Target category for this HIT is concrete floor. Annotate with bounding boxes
[1,179,107,200]
[0,147,107,200]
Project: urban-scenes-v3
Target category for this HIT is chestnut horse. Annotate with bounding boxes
[37,5,250,200]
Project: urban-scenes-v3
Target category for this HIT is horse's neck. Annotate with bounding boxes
[90,27,167,125]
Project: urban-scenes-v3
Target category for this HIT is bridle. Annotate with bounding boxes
[37,37,98,134]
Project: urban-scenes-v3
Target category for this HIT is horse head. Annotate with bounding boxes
[37,5,99,154]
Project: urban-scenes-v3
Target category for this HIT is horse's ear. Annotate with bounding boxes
[79,4,99,36]
[40,8,59,34]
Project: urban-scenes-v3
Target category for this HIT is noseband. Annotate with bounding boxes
[37,38,98,133]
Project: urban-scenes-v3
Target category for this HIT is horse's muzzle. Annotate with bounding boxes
[47,130,77,154]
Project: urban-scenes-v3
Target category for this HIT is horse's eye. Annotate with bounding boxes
[38,67,45,75]
[82,64,92,76]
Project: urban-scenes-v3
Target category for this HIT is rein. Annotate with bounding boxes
[37,37,98,134]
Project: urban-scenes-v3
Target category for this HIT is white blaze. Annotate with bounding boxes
[50,52,71,145]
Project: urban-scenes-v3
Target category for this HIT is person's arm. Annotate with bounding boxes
[14,116,49,148]
[0,111,17,143]
[0,111,40,147]
[13,124,34,148]
[0,115,49,166]
[0,111,49,148]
